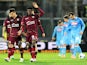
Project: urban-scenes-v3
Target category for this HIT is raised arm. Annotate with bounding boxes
[32,2,45,17]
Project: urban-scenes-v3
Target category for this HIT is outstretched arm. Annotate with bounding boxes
[32,2,45,17]
[37,20,45,37]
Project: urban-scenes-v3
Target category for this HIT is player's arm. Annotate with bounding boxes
[2,19,7,38]
[32,2,45,17]
[37,20,45,37]
[17,16,23,36]
[52,27,56,41]
[2,25,6,38]
[79,18,85,35]
[20,17,27,36]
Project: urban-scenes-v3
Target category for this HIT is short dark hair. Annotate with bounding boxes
[63,15,69,19]
[68,12,74,16]
[9,8,15,13]
[57,19,63,24]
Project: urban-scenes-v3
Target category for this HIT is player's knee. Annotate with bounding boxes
[8,43,14,48]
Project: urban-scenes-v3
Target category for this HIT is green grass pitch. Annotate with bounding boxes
[0,52,87,65]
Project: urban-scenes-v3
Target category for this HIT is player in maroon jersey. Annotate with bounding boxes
[4,8,24,62]
[2,10,15,60]
[21,2,45,62]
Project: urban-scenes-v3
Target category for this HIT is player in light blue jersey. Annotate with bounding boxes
[52,20,64,57]
[61,15,71,57]
[68,12,85,59]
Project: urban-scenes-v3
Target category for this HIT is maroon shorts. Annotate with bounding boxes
[8,36,22,44]
[26,33,38,43]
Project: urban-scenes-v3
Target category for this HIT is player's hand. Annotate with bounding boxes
[42,33,45,37]
[32,2,39,8]
[2,34,4,38]
[80,31,83,35]
[52,37,55,41]
[22,32,27,36]
[17,30,22,36]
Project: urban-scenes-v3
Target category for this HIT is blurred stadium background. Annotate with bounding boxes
[0,0,87,51]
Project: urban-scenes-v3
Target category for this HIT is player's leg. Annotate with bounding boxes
[18,41,24,62]
[60,44,66,58]
[74,35,84,58]
[16,36,24,62]
[70,35,76,59]
[30,35,38,62]
[56,41,61,56]
[60,37,67,57]
[5,37,15,62]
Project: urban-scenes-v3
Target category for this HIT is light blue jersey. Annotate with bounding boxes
[61,21,71,45]
[69,17,85,44]
[52,25,64,46]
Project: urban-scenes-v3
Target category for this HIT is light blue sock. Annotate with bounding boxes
[76,46,82,53]
[62,47,66,55]
[70,48,76,56]
[74,47,77,56]
[59,47,62,55]
[70,48,74,54]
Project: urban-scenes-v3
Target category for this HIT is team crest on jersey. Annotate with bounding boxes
[32,16,35,18]
[71,22,78,26]
[57,28,62,32]
[17,18,20,21]
[38,20,40,22]
[7,21,10,23]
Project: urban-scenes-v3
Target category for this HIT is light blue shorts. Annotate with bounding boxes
[71,33,82,44]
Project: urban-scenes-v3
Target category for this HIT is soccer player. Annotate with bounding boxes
[4,8,24,62]
[62,15,73,58]
[2,9,14,59]
[68,12,85,58]
[52,20,64,57]
[21,2,45,62]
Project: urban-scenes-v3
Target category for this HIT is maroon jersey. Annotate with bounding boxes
[21,8,44,35]
[9,16,22,37]
[3,17,11,34]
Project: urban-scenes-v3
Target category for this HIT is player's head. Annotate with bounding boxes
[57,20,63,26]
[63,15,69,22]
[9,8,17,18]
[27,7,33,15]
[68,12,75,19]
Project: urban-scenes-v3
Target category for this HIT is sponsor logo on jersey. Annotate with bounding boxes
[71,22,78,26]
[26,21,35,25]
[11,23,19,27]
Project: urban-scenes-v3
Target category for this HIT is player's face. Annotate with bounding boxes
[27,9,32,15]
[64,18,68,22]
[58,22,63,26]
[9,12,16,18]
[69,15,74,19]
